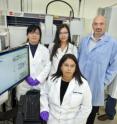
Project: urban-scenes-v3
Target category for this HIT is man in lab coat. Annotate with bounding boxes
[78,15,117,124]
[98,75,117,121]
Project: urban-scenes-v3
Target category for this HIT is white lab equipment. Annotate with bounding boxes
[8,26,27,48]
[69,18,84,46]
[45,15,53,45]
[0,31,10,50]
[0,15,7,27]
[40,15,57,45]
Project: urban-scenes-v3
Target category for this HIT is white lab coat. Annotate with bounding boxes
[108,75,117,99]
[40,77,92,124]
[16,43,51,100]
[49,43,77,75]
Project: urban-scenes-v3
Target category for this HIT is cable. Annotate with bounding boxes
[46,0,74,19]
[78,0,82,16]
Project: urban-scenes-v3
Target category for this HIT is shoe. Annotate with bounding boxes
[98,114,114,121]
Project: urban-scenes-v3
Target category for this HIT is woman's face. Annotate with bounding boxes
[61,58,76,80]
[27,29,40,45]
[59,27,69,43]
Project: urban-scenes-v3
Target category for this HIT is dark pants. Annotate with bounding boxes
[86,106,99,124]
[105,95,117,119]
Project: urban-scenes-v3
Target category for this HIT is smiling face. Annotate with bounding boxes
[92,16,106,38]
[61,58,76,81]
[59,27,69,44]
[27,29,40,45]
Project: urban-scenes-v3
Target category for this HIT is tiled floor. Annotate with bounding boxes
[95,105,117,124]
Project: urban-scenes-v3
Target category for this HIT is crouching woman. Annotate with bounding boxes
[40,54,92,124]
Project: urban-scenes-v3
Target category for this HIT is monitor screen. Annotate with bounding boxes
[0,45,29,95]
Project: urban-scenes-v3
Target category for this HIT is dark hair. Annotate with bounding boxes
[52,54,83,85]
[50,24,72,61]
[27,24,42,43]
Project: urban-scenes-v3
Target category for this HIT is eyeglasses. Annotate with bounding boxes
[30,32,40,35]
[59,32,68,35]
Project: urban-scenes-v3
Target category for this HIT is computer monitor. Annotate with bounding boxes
[0,45,29,95]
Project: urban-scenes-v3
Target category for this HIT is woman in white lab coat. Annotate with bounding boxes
[49,24,77,75]
[40,54,92,124]
[16,25,51,100]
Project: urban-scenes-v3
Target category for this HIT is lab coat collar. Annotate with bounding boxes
[86,33,110,51]
[90,33,105,41]
[29,43,41,59]
[62,77,77,105]
[88,32,109,43]
[55,77,77,106]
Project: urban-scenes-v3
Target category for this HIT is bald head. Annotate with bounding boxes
[92,16,106,39]
[93,16,106,24]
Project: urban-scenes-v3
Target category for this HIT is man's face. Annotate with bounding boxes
[92,16,106,37]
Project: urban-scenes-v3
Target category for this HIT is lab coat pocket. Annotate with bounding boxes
[71,91,83,107]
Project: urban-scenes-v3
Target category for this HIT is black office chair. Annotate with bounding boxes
[15,90,46,124]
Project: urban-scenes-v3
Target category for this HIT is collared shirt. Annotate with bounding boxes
[88,33,105,51]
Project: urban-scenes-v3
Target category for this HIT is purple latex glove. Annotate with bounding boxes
[34,79,40,85]
[25,76,40,86]
[40,111,49,121]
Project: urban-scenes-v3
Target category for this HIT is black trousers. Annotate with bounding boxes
[86,106,99,124]
[105,95,117,119]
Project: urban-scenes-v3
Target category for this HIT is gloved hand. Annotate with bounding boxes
[34,79,40,85]
[40,111,49,121]
[26,76,40,86]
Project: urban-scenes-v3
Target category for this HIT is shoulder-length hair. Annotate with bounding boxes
[27,24,42,43]
[50,24,72,61]
[52,54,83,85]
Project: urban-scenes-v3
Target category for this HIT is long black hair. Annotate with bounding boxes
[52,54,83,85]
[27,24,42,43]
[50,24,72,61]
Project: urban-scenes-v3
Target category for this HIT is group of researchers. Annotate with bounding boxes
[0,15,117,124]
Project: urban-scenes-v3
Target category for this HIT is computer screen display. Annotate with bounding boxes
[0,45,29,95]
